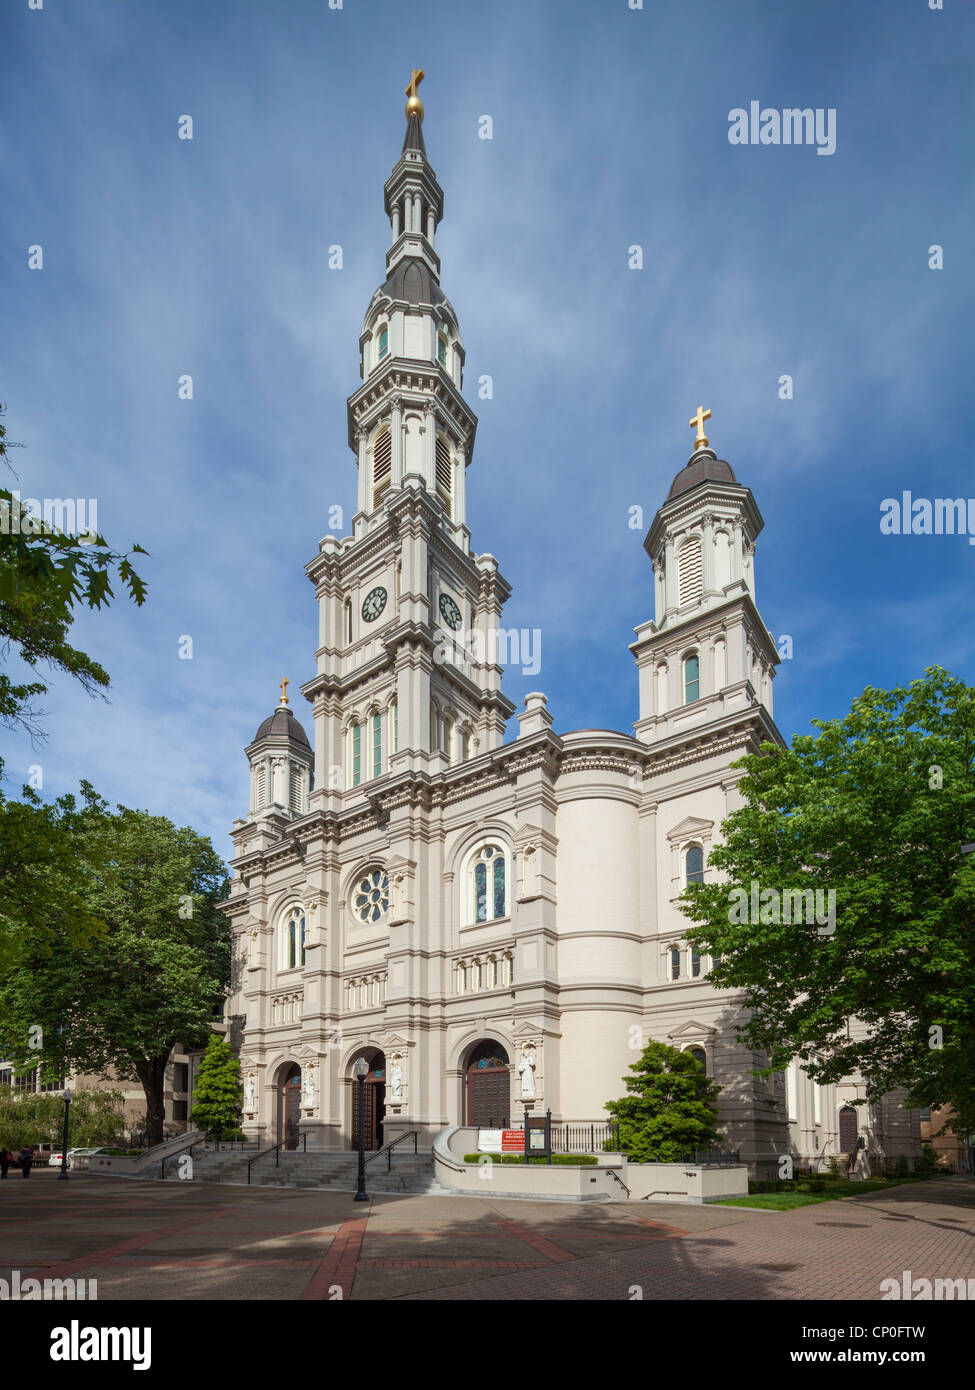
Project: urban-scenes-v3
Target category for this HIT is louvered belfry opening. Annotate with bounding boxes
[435,435,452,518]
[677,536,703,605]
[372,426,392,508]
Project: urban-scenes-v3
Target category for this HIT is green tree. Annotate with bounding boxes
[190,1033,244,1140]
[605,1041,724,1161]
[0,804,230,1145]
[0,401,147,739]
[680,667,975,1137]
[0,1084,126,1153]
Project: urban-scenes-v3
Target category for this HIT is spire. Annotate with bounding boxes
[382,68,444,277]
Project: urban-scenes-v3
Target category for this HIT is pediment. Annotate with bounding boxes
[666,815,713,843]
[668,1018,718,1041]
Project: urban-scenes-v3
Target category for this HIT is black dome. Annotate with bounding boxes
[380,256,448,308]
[667,451,737,500]
[253,708,310,747]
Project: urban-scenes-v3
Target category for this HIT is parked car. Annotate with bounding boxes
[48,1147,91,1166]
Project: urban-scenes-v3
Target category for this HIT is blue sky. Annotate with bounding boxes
[1,0,972,861]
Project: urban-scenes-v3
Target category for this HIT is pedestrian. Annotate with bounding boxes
[0,1144,8,1179]
[19,1145,33,1178]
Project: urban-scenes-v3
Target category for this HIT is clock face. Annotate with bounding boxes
[361,586,388,622]
[439,593,462,630]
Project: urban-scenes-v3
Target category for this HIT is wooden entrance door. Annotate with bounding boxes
[466,1041,511,1127]
[279,1065,301,1149]
[349,1055,385,1150]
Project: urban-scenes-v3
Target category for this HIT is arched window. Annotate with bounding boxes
[687,1046,707,1072]
[345,598,352,644]
[280,905,306,971]
[430,703,441,751]
[377,324,389,362]
[372,426,391,508]
[350,722,362,788]
[442,713,454,765]
[435,435,452,519]
[501,952,513,986]
[683,653,700,705]
[691,946,702,978]
[456,961,467,994]
[677,536,703,605]
[670,946,681,980]
[359,981,368,1009]
[470,959,481,992]
[388,698,398,754]
[684,843,704,885]
[372,710,382,779]
[471,844,507,923]
[346,980,356,1011]
[485,956,497,990]
[437,333,448,367]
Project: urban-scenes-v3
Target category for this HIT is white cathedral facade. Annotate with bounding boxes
[221,83,919,1175]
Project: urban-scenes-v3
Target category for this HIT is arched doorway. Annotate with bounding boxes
[839,1104,858,1154]
[465,1040,510,1127]
[349,1049,385,1152]
[277,1063,302,1149]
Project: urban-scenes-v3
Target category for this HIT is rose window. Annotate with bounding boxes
[353,869,389,923]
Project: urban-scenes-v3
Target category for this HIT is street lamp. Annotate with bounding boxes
[353,1058,369,1203]
[58,1088,73,1182]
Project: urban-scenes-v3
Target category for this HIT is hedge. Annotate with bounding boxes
[463,1153,599,1166]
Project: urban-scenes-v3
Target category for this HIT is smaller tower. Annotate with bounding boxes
[245,679,314,819]
[631,412,779,743]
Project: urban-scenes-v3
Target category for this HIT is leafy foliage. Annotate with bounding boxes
[190,1033,244,1141]
[0,803,230,1145]
[680,667,975,1136]
[604,1040,724,1162]
[0,1085,126,1152]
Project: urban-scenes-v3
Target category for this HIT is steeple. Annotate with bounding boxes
[302,78,514,806]
[347,71,476,543]
[630,414,779,743]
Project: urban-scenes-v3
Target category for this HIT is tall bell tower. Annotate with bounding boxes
[302,73,514,804]
[631,409,780,743]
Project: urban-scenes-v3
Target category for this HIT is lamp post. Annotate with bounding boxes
[58,1088,73,1182]
[353,1058,369,1202]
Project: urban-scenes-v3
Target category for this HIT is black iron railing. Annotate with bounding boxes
[366,1130,419,1172]
[246,1134,307,1185]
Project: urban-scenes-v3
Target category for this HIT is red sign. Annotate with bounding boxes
[501,1130,525,1152]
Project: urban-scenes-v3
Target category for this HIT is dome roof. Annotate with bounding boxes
[379,256,448,309]
[667,450,737,500]
[253,707,310,747]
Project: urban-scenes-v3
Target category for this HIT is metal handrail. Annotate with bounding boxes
[366,1129,419,1171]
[246,1134,307,1184]
[603,1167,630,1198]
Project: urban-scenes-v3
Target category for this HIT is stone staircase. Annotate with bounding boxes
[165,1146,448,1196]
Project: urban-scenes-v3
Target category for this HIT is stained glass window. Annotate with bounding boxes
[378,326,388,360]
[351,723,361,787]
[493,856,505,919]
[684,653,700,704]
[685,844,704,884]
[438,335,447,366]
[372,711,382,779]
[353,869,389,923]
[471,844,506,923]
[691,946,701,978]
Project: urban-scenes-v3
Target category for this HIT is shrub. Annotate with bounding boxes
[463,1153,598,1166]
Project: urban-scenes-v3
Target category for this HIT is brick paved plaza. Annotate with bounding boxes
[1,1171,972,1301]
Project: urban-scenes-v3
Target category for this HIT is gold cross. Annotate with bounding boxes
[689,405,712,450]
[405,68,424,101]
[279,677,290,706]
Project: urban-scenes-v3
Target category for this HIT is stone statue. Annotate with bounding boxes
[302,1068,316,1107]
[244,1072,256,1112]
[390,1055,404,1099]
[519,1047,536,1098]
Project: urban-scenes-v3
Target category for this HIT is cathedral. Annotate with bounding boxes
[221,75,919,1176]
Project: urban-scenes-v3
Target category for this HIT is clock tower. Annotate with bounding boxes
[302,77,515,803]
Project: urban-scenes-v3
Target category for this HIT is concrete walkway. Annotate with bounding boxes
[1,1169,971,1301]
